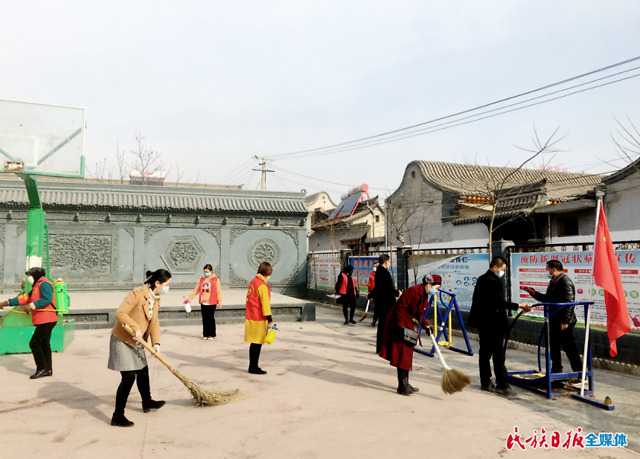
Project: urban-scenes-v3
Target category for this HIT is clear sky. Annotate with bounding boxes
[2,1,639,202]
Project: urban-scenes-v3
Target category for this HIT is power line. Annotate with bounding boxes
[281,72,640,159]
[270,55,640,160]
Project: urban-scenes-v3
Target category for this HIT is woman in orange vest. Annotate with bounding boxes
[186,263,223,340]
[244,262,274,375]
[335,264,359,325]
[0,267,59,379]
[108,269,171,427]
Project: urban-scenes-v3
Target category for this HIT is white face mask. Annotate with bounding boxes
[27,275,35,285]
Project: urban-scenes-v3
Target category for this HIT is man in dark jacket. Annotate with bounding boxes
[370,254,399,353]
[522,259,582,373]
[468,257,531,395]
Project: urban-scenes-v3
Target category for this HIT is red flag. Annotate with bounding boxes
[593,202,631,357]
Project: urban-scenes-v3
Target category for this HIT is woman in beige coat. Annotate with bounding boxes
[108,269,172,427]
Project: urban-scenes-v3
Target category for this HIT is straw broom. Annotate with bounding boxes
[426,326,471,394]
[123,324,238,406]
[358,300,371,322]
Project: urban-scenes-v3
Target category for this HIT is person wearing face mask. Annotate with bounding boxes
[244,262,274,375]
[108,269,172,427]
[186,264,223,340]
[379,274,440,396]
[0,267,59,379]
[521,259,581,374]
[468,257,531,395]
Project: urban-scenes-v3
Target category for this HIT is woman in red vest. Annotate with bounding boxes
[0,267,59,379]
[244,262,274,375]
[335,264,359,325]
[186,263,223,340]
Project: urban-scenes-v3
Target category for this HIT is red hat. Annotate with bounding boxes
[423,274,442,285]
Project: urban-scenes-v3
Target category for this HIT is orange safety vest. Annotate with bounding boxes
[245,276,271,321]
[17,278,58,326]
[195,275,220,305]
[337,273,357,296]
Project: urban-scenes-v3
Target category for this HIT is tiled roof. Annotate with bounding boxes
[0,180,308,214]
[413,161,602,201]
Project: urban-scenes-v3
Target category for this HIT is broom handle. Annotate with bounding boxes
[428,329,452,371]
[122,323,176,371]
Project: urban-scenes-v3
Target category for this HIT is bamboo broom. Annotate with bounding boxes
[358,300,371,322]
[426,327,471,394]
[123,324,238,406]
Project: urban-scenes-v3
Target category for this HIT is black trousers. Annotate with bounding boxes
[30,322,56,371]
[549,321,582,372]
[375,305,391,354]
[114,366,152,415]
[249,343,262,370]
[201,304,217,338]
[340,296,356,322]
[478,327,509,389]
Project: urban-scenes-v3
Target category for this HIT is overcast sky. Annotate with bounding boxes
[2,1,640,202]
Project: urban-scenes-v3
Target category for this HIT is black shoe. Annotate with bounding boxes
[30,369,51,379]
[142,399,166,413]
[407,384,419,393]
[481,381,496,392]
[495,386,513,396]
[349,319,356,324]
[397,384,413,396]
[343,321,349,325]
[111,412,134,427]
[248,367,267,375]
[371,322,376,327]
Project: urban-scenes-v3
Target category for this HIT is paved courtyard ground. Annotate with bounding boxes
[1,305,638,458]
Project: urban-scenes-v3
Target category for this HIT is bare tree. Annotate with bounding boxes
[612,117,640,163]
[115,141,128,184]
[469,126,566,258]
[129,133,165,184]
[86,157,113,182]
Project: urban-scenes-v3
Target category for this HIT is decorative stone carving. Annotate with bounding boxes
[49,234,112,274]
[123,227,135,239]
[160,236,206,274]
[230,228,246,244]
[145,227,165,244]
[249,238,281,269]
[229,265,249,286]
[281,229,300,250]
[201,228,221,241]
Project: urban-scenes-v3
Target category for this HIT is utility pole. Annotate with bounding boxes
[252,156,274,191]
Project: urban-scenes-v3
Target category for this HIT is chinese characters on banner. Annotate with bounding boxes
[348,256,378,293]
[307,255,341,291]
[510,250,640,332]
[431,253,491,311]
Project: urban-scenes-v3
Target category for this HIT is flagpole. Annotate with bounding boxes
[581,197,602,396]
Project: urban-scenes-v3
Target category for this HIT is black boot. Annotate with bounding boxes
[396,369,412,396]
[142,399,166,413]
[111,412,134,427]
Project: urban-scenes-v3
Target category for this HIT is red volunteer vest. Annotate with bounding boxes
[197,275,220,304]
[337,273,357,296]
[245,276,271,321]
[17,278,58,326]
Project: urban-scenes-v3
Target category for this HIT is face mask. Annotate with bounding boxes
[203,272,211,277]
[161,285,170,295]
[428,289,438,295]
[546,272,553,279]
[497,270,505,278]
[27,276,35,285]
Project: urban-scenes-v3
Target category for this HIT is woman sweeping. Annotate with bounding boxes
[186,263,223,340]
[245,262,274,375]
[108,269,171,427]
[0,267,58,379]
[380,274,441,395]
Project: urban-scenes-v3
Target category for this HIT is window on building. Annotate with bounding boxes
[557,216,579,236]
[375,215,380,222]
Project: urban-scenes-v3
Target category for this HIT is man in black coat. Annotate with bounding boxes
[468,256,531,395]
[522,259,582,373]
[370,254,399,354]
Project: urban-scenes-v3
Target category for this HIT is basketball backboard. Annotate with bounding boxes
[0,99,85,178]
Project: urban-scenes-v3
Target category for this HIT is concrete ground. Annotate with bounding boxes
[0,305,638,458]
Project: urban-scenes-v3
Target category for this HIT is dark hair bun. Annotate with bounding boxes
[145,270,153,278]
